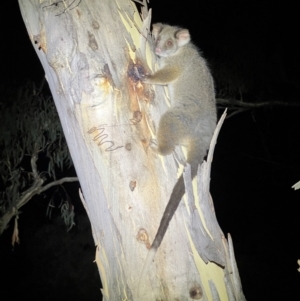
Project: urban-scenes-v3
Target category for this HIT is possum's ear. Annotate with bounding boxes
[175,29,190,47]
[152,23,163,41]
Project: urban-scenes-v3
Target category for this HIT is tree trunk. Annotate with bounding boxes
[18,0,246,300]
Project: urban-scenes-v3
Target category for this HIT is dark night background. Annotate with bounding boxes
[1,0,300,300]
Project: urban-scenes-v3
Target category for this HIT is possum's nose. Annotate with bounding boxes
[155,47,161,54]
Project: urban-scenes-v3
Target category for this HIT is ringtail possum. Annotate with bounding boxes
[138,23,217,294]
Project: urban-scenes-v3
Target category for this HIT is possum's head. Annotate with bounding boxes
[151,23,190,58]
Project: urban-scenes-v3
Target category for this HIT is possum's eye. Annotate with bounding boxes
[166,39,173,47]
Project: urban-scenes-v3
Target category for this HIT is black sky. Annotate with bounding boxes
[1,1,300,300]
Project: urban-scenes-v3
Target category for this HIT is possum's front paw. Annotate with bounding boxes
[128,62,149,83]
[134,65,149,81]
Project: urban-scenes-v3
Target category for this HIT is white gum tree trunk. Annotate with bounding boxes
[18,0,246,300]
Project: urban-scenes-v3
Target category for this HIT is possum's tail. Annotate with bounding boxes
[138,140,206,296]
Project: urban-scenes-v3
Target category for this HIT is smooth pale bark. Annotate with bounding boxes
[19,1,246,300]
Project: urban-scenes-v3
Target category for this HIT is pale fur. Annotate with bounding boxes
[138,23,217,296]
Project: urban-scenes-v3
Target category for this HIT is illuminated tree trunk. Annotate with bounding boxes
[19,0,246,300]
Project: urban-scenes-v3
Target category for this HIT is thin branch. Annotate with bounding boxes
[18,177,78,209]
[31,146,39,178]
[0,176,78,234]
[217,98,300,108]
[37,177,78,195]
[226,108,250,119]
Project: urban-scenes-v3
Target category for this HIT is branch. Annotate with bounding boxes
[217,97,300,108]
[0,176,78,234]
[31,147,39,178]
[217,98,300,118]
[37,177,78,195]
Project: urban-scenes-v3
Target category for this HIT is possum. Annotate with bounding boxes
[138,23,217,294]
